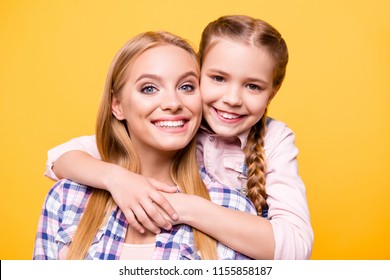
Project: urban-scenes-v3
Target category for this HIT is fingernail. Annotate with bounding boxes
[172,214,178,220]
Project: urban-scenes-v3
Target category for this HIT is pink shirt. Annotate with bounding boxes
[196,119,313,259]
[45,118,313,259]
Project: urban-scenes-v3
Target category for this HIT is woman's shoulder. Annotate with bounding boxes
[47,179,92,210]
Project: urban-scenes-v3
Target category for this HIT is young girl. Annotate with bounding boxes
[44,15,313,259]
[34,31,257,260]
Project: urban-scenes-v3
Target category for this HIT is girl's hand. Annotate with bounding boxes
[156,192,191,225]
[104,166,178,234]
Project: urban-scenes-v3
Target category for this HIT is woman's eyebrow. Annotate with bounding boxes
[135,71,198,83]
[135,74,162,83]
[178,71,199,80]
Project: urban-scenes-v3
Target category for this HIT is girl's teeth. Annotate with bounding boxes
[154,120,185,128]
[217,110,240,119]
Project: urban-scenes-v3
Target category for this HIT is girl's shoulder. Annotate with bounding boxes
[265,118,296,143]
[266,117,293,133]
[265,117,299,158]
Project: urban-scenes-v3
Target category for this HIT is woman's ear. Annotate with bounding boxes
[111,95,125,120]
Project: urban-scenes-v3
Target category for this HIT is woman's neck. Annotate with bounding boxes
[138,150,176,185]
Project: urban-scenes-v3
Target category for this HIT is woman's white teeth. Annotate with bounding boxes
[217,110,240,119]
[154,120,185,128]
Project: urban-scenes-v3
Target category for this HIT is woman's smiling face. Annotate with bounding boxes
[112,44,202,155]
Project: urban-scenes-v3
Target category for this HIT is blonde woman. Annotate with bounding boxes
[33,31,256,260]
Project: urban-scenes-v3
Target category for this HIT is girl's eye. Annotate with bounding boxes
[212,75,225,83]
[141,85,158,94]
[246,84,262,91]
[179,83,195,92]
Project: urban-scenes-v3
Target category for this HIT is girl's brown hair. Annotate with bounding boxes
[199,15,289,215]
[67,31,217,259]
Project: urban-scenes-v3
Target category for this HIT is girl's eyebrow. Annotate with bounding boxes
[244,77,269,85]
[204,68,231,78]
[135,71,198,83]
[205,68,269,85]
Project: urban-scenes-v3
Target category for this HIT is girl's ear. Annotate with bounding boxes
[111,95,125,120]
[268,85,280,105]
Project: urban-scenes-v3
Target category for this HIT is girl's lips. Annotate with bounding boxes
[215,108,241,120]
[213,108,245,124]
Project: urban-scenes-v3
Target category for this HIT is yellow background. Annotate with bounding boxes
[1,0,389,260]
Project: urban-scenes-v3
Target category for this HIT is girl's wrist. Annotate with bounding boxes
[177,194,204,225]
[101,163,122,192]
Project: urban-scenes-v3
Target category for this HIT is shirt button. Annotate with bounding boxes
[156,241,163,247]
[209,136,215,142]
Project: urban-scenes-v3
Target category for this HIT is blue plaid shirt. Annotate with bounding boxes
[33,168,256,260]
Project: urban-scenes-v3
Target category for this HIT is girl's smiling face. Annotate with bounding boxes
[200,38,276,137]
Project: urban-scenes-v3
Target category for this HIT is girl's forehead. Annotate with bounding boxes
[203,39,273,66]
[208,36,252,48]
[204,38,270,59]
[201,38,275,83]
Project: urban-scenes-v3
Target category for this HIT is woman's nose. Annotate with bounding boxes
[160,90,183,112]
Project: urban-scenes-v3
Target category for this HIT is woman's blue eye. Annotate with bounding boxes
[141,85,157,94]
[180,84,194,92]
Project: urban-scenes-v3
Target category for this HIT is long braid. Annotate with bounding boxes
[200,15,288,216]
[244,111,268,215]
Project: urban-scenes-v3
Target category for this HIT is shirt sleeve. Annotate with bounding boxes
[265,120,314,260]
[44,135,100,181]
[33,181,65,259]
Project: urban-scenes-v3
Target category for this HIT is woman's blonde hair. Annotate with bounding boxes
[67,31,217,259]
[199,15,289,215]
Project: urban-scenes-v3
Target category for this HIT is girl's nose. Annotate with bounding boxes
[222,86,243,106]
